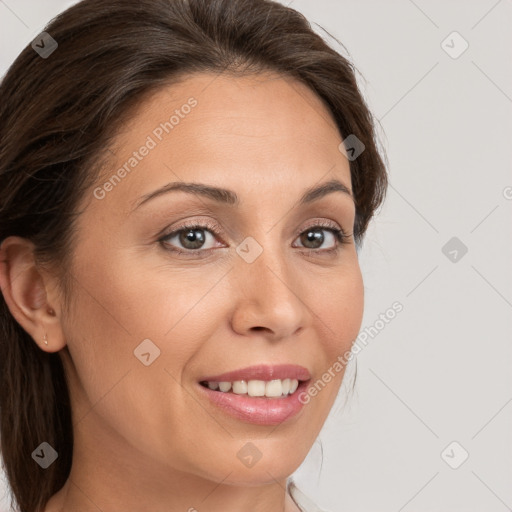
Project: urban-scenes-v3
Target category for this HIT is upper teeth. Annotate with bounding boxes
[205,378,299,397]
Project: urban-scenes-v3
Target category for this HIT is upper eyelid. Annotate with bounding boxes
[164,217,344,234]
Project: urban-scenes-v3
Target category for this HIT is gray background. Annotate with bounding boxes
[1,1,511,511]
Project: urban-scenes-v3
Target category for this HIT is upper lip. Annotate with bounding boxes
[199,364,311,383]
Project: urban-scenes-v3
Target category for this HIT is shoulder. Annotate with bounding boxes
[288,479,332,512]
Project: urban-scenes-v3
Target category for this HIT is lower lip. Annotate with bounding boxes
[197,380,310,426]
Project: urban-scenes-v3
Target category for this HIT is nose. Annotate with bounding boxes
[229,242,309,340]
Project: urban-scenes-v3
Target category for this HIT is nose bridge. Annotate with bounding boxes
[239,230,293,294]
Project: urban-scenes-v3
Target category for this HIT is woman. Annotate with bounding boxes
[0,0,387,510]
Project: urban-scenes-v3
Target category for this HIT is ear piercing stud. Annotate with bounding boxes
[43,333,48,345]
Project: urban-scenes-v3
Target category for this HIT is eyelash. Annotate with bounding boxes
[158,219,351,258]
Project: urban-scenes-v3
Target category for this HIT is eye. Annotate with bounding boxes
[292,222,351,253]
[158,219,351,258]
[159,220,222,256]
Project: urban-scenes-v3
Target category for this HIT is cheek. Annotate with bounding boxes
[316,264,364,354]
[65,240,228,376]
[60,258,218,462]
[121,265,227,355]
[304,264,364,406]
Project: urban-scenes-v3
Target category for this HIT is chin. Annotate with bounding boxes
[198,448,306,486]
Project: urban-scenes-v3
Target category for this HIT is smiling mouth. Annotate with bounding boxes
[199,378,306,399]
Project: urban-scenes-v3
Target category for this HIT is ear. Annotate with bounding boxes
[0,236,67,353]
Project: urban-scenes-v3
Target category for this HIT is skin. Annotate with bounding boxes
[0,71,364,512]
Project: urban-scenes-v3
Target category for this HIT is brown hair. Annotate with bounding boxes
[0,0,387,510]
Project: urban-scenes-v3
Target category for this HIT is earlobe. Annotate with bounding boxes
[0,236,67,353]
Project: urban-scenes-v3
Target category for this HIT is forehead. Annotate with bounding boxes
[117,71,342,150]
[90,71,351,215]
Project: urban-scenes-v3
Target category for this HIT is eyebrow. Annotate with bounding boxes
[132,178,354,211]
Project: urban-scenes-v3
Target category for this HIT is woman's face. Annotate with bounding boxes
[61,72,364,488]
